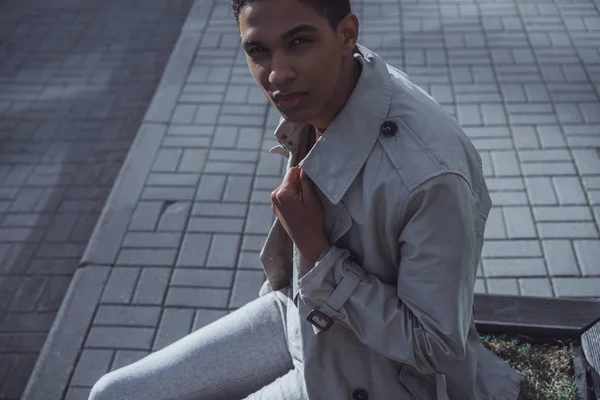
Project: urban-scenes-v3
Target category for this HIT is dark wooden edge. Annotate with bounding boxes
[571,344,595,400]
[473,294,600,399]
[474,294,600,340]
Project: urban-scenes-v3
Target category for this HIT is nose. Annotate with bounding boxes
[268,51,295,87]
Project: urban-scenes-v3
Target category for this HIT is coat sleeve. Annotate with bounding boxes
[297,172,483,376]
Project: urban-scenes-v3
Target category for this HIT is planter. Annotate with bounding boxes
[474,294,600,400]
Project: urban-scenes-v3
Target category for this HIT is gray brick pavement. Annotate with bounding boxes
[0,1,193,398]
[20,0,600,398]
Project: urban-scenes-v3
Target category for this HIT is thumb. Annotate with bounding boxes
[281,167,301,191]
[284,167,301,182]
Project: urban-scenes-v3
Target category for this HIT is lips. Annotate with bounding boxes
[273,92,306,111]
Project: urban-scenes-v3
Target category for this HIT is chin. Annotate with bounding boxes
[277,107,314,125]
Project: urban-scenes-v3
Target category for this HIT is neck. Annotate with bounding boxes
[309,56,361,132]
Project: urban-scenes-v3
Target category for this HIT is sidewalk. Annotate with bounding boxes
[0,1,193,399]
[24,0,600,398]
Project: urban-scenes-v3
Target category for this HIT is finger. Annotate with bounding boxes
[271,188,280,207]
[300,169,315,196]
[281,167,301,190]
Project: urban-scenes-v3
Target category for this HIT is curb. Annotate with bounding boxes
[21,1,216,398]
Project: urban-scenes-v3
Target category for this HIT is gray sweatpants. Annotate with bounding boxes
[88,289,308,400]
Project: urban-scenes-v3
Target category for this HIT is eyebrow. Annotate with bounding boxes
[242,24,319,50]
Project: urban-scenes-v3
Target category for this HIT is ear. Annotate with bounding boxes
[337,13,359,56]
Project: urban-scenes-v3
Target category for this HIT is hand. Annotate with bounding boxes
[271,167,330,265]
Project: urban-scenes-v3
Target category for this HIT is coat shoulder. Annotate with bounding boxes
[376,64,484,194]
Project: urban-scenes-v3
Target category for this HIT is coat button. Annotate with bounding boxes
[380,120,397,137]
[352,389,368,400]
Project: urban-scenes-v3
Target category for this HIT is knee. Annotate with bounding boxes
[88,371,122,400]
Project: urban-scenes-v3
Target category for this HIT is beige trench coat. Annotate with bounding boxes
[258,45,522,400]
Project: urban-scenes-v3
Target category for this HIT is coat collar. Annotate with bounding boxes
[273,45,393,205]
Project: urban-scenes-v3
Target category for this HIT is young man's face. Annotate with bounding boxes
[238,0,352,124]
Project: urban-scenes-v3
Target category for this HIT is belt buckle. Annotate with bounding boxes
[306,309,334,331]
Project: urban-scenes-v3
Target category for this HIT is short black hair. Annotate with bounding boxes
[232,0,352,29]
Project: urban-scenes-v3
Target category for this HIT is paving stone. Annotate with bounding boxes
[256,153,285,176]
[524,177,558,205]
[206,234,241,268]
[572,149,600,175]
[209,149,259,163]
[85,327,154,350]
[70,349,113,387]
[237,251,262,269]
[223,175,253,203]
[245,204,274,235]
[574,240,600,276]
[123,232,182,249]
[589,190,600,205]
[212,126,239,148]
[0,354,38,399]
[157,201,191,232]
[518,278,554,297]
[44,213,78,241]
[229,270,264,308]
[153,308,194,351]
[132,268,171,305]
[503,207,537,238]
[93,305,161,327]
[36,276,71,312]
[236,128,263,150]
[0,312,56,333]
[117,249,177,267]
[489,191,529,206]
[176,233,211,267]
[167,125,214,137]
[521,161,577,176]
[129,201,163,231]
[538,222,598,238]
[165,287,230,308]
[147,173,200,187]
[483,258,547,277]
[179,149,208,173]
[141,186,196,202]
[195,174,226,201]
[204,161,256,175]
[533,206,593,222]
[583,176,600,190]
[536,125,566,148]
[491,151,520,176]
[188,217,245,234]
[101,268,140,304]
[553,176,587,205]
[171,268,233,288]
[8,276,47,312]
[0,332,47,353]
[194,104,220,124]
[486,278,519,295]
[553,278,600,297]
[172,104,197,124]
[519,149,572,162]
[153,149,182,172]
[482,240,542,258]
[483,207,506,239]
[191,202,247,217]
[241,235,267,252]
[111,350,150,371]
[474,278,487,294]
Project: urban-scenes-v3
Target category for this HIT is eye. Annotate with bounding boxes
[247,46,267,55]
[291,37,312,46]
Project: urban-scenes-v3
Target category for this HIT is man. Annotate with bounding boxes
[89,0,521,399]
